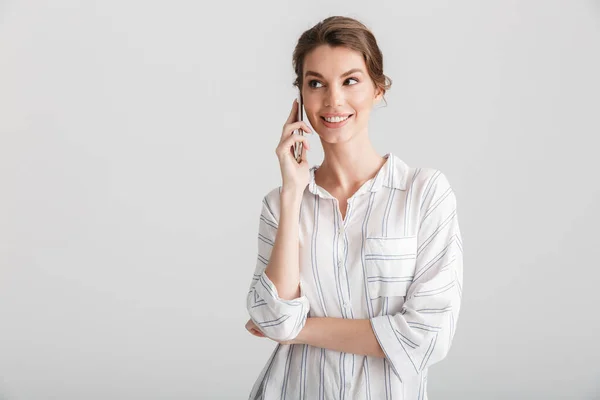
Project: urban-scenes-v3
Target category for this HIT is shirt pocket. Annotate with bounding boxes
[364,235,418,300]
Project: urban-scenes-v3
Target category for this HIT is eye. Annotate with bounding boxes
[308,77,359,89]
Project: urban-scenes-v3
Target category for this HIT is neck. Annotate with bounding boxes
[315,139,386,195]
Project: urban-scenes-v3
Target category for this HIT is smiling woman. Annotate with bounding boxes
[293,20,392,146]
[245,15,463,400]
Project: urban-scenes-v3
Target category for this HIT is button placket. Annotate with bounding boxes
[342,355,354,394]
[336,231,352,318]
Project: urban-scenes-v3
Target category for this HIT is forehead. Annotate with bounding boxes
[303,45,365,76]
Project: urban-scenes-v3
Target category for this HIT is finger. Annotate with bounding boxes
[249,327,265,337]
[278,135,310,158]
[278,133,310,153]
[252,329,265,337]
[246,319,258,331]
[301,141,309,163]
[284,121,313,137]
[285,98,299,125]
[281,123,312,143]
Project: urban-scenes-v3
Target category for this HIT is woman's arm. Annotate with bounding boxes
[245,316,385,358]
[263,189,303,300]
[296,318,385,358]
[246,99,313,341]
[369,171,463,381]
[246,189,310,342]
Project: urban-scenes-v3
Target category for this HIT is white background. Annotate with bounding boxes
[1,1,599,399]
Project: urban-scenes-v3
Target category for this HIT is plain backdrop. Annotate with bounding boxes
[1,1,599,399]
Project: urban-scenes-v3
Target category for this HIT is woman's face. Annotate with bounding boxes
[301,45,382,144]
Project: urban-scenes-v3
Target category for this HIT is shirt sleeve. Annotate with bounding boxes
[246,193,311,342]
[370,171,464,381]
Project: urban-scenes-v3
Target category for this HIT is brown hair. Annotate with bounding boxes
[292,16,392,105]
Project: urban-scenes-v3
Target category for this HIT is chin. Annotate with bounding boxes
[318,127,358,144]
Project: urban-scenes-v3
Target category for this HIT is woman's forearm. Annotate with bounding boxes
[296,317,385,358]
[264,190,303,300]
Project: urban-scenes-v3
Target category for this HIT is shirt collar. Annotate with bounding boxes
[307,153,408,198]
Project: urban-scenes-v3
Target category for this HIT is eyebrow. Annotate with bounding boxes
[304,68,364,79]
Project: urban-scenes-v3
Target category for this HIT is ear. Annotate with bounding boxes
[374,87,384,105]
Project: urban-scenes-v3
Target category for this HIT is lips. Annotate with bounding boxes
[320,114,354,121]
[321,113,353,118]
[320,114,354,128]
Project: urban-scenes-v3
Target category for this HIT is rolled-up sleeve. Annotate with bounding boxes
[246,193,310,342]
[370,171,464,381]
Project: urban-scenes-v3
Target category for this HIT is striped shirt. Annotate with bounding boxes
[246,153,463,400]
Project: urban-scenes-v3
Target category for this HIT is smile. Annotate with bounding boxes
[321,114,354,128]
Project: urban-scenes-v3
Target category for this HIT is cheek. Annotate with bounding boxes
[351,90,375,112]
[303,103,321,125]
[304,112,321,130]
[355,91,373,108]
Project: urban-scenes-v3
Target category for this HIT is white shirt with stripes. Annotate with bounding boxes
[246,153,463,400]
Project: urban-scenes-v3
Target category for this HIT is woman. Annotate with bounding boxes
[245,16,463,400]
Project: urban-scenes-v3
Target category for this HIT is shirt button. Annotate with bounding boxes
[337,259,343,268]
[343,302,350,308]
[338,227,344,236]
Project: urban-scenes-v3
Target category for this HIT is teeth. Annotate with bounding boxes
[324,115,349,123]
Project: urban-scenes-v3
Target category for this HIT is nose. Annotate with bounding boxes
[325,84,343,107]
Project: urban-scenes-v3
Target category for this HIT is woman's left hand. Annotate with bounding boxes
[245,319,266,338]
[245,319,302,345]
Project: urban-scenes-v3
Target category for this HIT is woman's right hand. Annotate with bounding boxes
[276,99,313,195]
